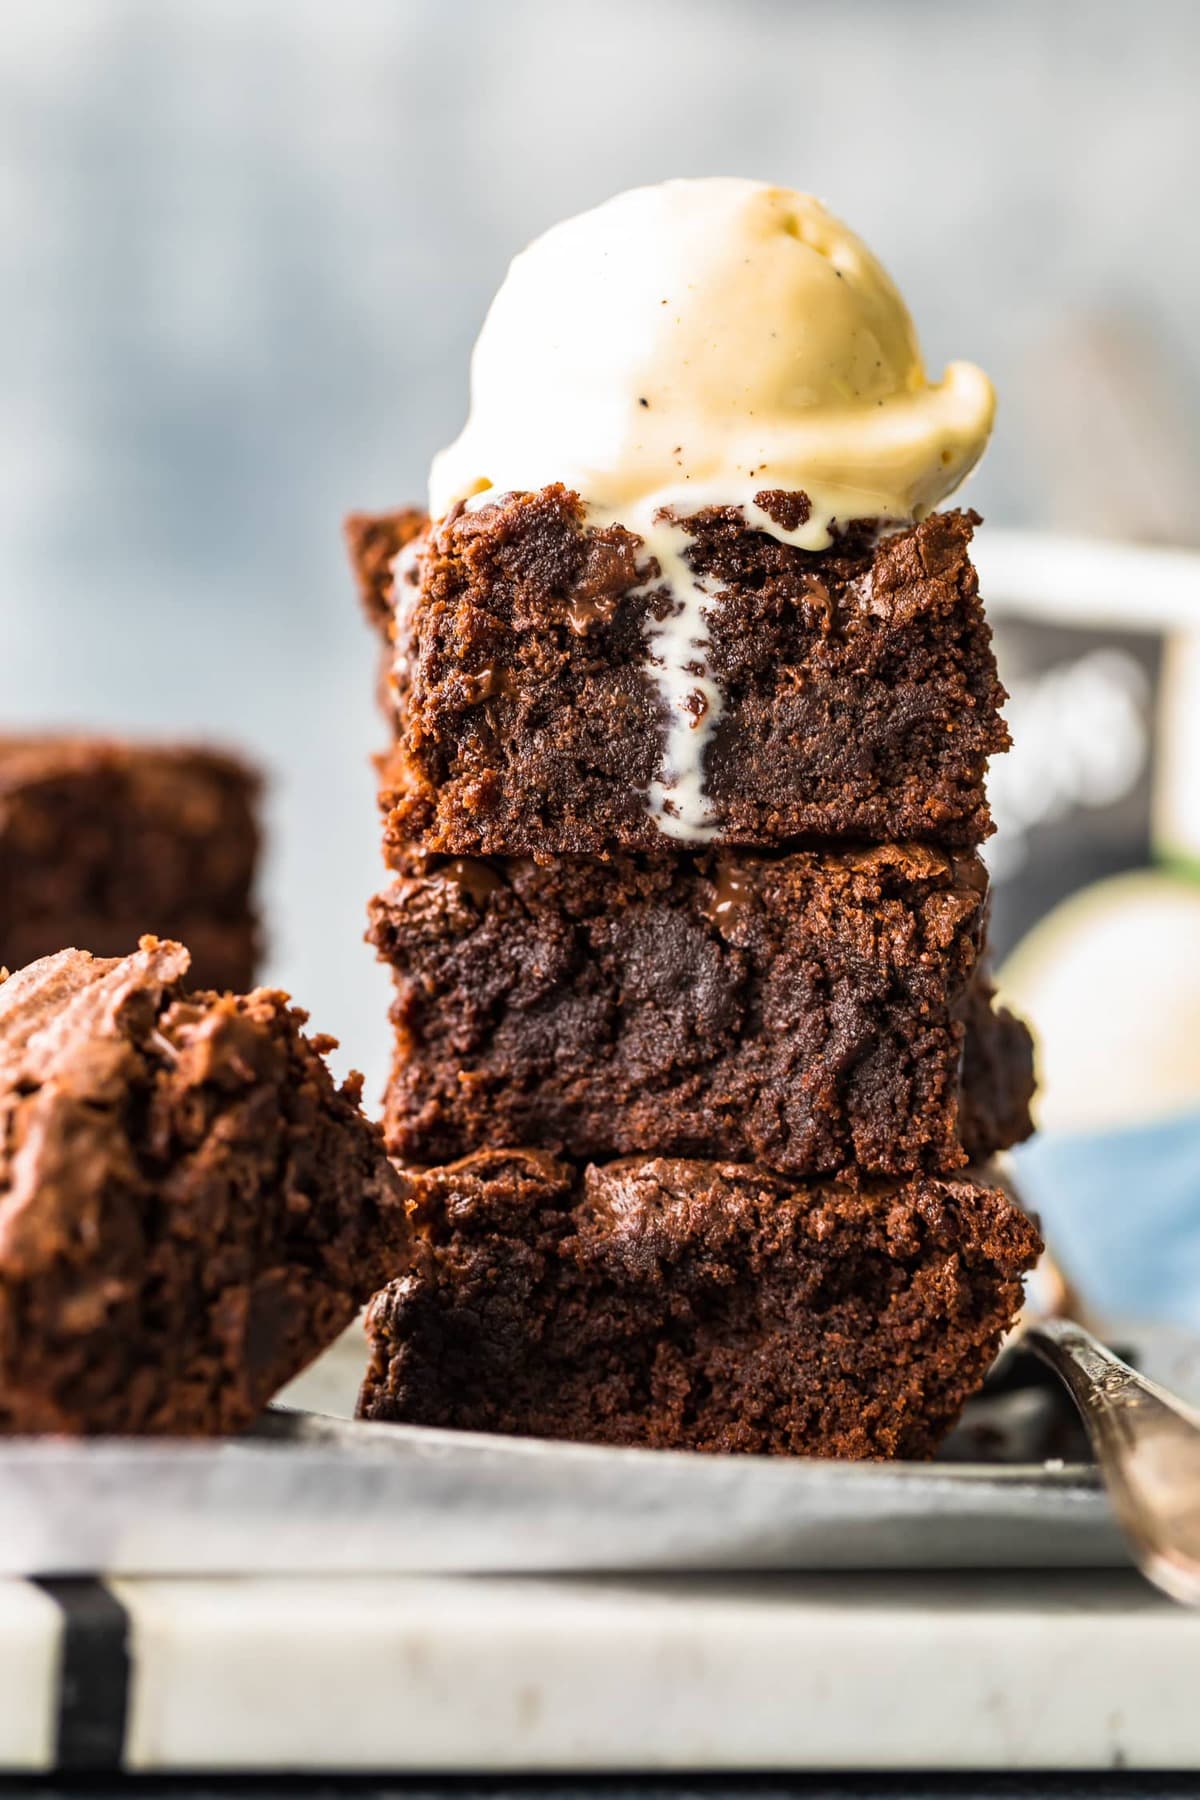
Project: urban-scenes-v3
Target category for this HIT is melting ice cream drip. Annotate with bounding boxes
[586,490,852,843]
[633,515,725,842]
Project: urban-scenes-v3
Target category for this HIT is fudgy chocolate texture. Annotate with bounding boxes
[367,845,1034,1176]
[959,972,1037,1162]
[353,486,1008,857]
[0,736,262,991]
[358,1150,1042,1458]
[0,940,410,1436]
[345,506,427,637]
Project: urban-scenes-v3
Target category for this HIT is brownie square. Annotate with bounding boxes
[0,939,410,1435]
[368,844,1033,1177]
[0,735,262,991]
[358,1149,1042,1459]
[353,486,1009,857]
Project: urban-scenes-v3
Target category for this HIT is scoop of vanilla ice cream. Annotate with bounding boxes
[430,177,994,534]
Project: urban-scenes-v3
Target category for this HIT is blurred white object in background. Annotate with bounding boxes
[979,530,1200,1136]
[1002,870,1200,1135]
[980,526,1200,1324]
[983,643,1149,882]
[1158,630,1200,866]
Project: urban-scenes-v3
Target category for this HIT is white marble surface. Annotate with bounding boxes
[110,1571,1200,1774]
[0,1579,61,1771]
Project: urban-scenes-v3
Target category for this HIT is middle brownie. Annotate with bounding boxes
[369,843,1033,1176]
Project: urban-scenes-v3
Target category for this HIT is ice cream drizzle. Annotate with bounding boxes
[585,491,847,844]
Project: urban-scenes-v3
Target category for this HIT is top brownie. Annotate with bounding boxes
[353,485,1008,857]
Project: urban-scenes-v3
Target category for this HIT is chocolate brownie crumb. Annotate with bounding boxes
[369,845,1034,1176]
[0,940,411,1435]
[753,488,811,532]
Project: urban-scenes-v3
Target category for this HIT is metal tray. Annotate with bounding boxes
[2,1319,1196,1578]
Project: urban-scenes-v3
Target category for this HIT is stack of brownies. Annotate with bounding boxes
[346,488,1041,1460]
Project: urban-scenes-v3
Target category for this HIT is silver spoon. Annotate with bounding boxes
[1026,1316,1200,1604]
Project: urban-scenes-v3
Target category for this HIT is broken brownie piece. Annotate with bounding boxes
[368,844,1034,1176]
[358,1149,1042,1459]
[0,735,262,991]
[354,487,1009,857]
[0,939,410,1435]
[958,969,1037,1164]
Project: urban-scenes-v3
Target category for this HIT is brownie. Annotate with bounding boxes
[367,843,1034,1176]
[0,939,410,1435]
[959,971,1037,1160]
[345,506,428,637]
[353,486,1009,857]
[358,1149,1042,1459]
[0,914,258,998]
[0,735,262,991]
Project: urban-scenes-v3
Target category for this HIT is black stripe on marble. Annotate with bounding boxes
[34,1577,130,1770]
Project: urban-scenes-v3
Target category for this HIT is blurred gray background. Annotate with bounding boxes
[2,0,1199,1100]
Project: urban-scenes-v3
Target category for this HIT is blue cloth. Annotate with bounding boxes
[1013,1108,1200,1327]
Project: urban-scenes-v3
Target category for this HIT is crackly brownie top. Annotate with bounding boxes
[400,485,986,638]
[352,486,992,653]
[376,842,990,1007]
[0,941,201,1302]
[576,1155,1040,1277]
[401,1146,1042,1279]
[0,937,189,1108]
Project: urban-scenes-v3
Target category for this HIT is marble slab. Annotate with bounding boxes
[0,1579,61,1771]
[5,1570,1194,1774]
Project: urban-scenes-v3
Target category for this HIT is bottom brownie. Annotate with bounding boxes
[0,938,411,1436]
[359,1150,1042,1460]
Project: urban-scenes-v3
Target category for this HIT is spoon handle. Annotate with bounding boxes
[1026,1317,1200,1605]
